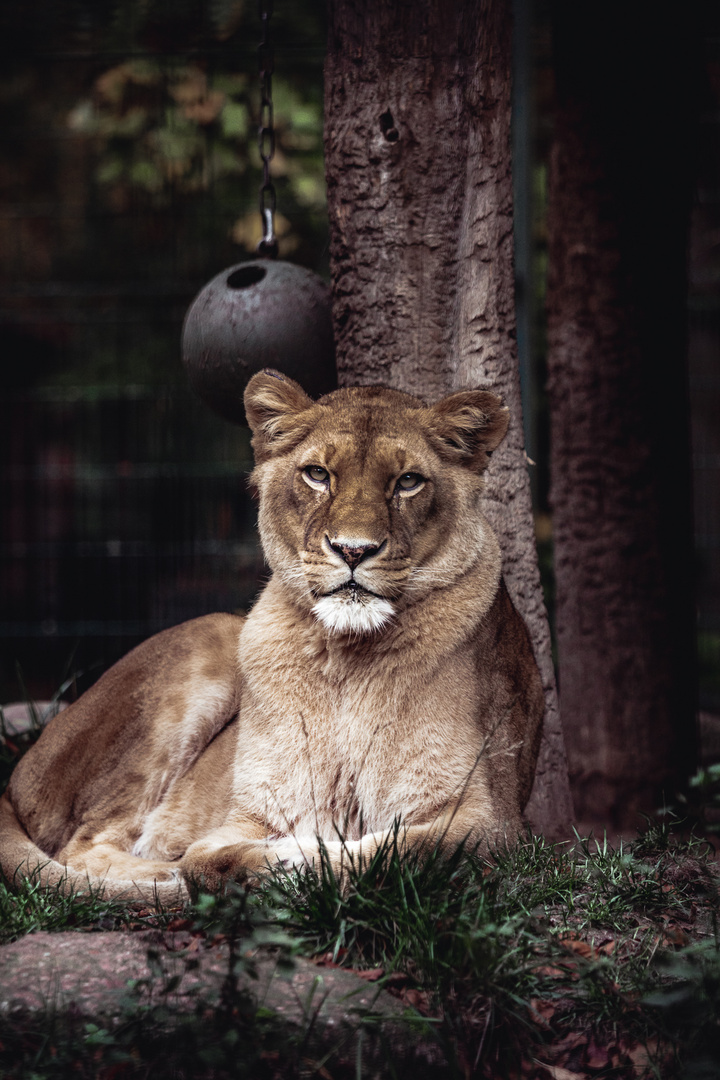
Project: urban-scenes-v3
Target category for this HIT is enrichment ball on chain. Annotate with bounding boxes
[181,259,337,425]
[182,0,336,424]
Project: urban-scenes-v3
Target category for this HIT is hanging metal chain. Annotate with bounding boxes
[257,0,278,258]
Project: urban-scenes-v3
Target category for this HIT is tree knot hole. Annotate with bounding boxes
[379,110,399,142]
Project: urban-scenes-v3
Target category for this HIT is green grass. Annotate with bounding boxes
[0,820,718,1077]
[250,825,719,1075]
[0,872,180,944]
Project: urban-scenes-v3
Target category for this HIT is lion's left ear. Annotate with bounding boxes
[427,389,509,470]
[244,369,317,461]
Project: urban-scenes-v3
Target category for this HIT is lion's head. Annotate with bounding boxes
[244,369,509,636]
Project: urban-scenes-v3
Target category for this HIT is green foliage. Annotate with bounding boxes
[63,27,327,258]
[645,933,720,1080]
[0,873,152,943]
[68,61,246,200]
[676,764,720,835]
[0,951,309,1079]
[1,811,718,1077]
[477,826,710,932]
[261,830,542,1009]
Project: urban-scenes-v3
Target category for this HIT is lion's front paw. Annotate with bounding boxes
[181,839,270,895]
[180,835,355,895]
[269,836,319,871]
[271,838,360,886]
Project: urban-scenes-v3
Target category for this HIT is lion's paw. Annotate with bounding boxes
[181,835,355,895]
[181,839,267,895]
[269,837,360,884]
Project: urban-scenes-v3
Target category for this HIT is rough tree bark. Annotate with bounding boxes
[546,5,697,825]
[324,0,573,834]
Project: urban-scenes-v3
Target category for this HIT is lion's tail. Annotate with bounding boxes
[0,793,188,907]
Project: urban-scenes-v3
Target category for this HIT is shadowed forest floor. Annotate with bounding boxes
[1,818,719,1079]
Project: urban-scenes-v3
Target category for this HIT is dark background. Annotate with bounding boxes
[0,0,328,700]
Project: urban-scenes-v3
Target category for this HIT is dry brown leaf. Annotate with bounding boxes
[314,954,341,968]
[627,1038,661,1071]
[606,1044,625,1070]
[167,918,194,932]
[583,1039,609,1069]
[355,968,385,982]
[314,949,347,967]
[662,926,690,947]
[533,1059,589,1080]
[384,971,411,987]
[393,986,434,1015]
[529,998,556,1026]
[534,964,570,979]
[561,937,593,959]
[550,1032,587,1054]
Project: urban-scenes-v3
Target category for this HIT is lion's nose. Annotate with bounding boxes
[329,539,381,571]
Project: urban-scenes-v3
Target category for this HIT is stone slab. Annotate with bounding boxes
[0,930,444,1075]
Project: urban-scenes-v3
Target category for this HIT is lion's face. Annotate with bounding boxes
[244,371,509,635]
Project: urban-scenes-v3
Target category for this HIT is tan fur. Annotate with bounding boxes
[0,371,544,903]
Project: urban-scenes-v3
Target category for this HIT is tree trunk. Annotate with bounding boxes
[546,5,697,826]
[324,0,573,835]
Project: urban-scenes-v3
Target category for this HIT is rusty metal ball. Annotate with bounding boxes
[181,260,337,424]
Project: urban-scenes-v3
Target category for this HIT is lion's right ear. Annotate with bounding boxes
[244,369,317,461]
[426,389,509,471]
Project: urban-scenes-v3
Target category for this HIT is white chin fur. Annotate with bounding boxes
[312,593,395,635]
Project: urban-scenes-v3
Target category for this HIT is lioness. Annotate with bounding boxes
[0,370,544,904]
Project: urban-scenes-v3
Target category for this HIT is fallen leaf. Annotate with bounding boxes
[385,971,411,987]
[534,964,571,979]
[314,954,342,968]
[314,948,347,966]
[561,937,593,959]
[167,918,194,932]
[662,926,689,947]
[583,1039,609,1069]
[550,1032,587,1054]
[355,968,385,982]
[606,1043,624,1069]
[529,998,556,1026]
[534,1059,589,1080]
[394,986,434,1015]
[627,1037,661,1070]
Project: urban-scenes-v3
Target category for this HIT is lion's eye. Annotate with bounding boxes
[303,465,329,486]
[395,472,424,494]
